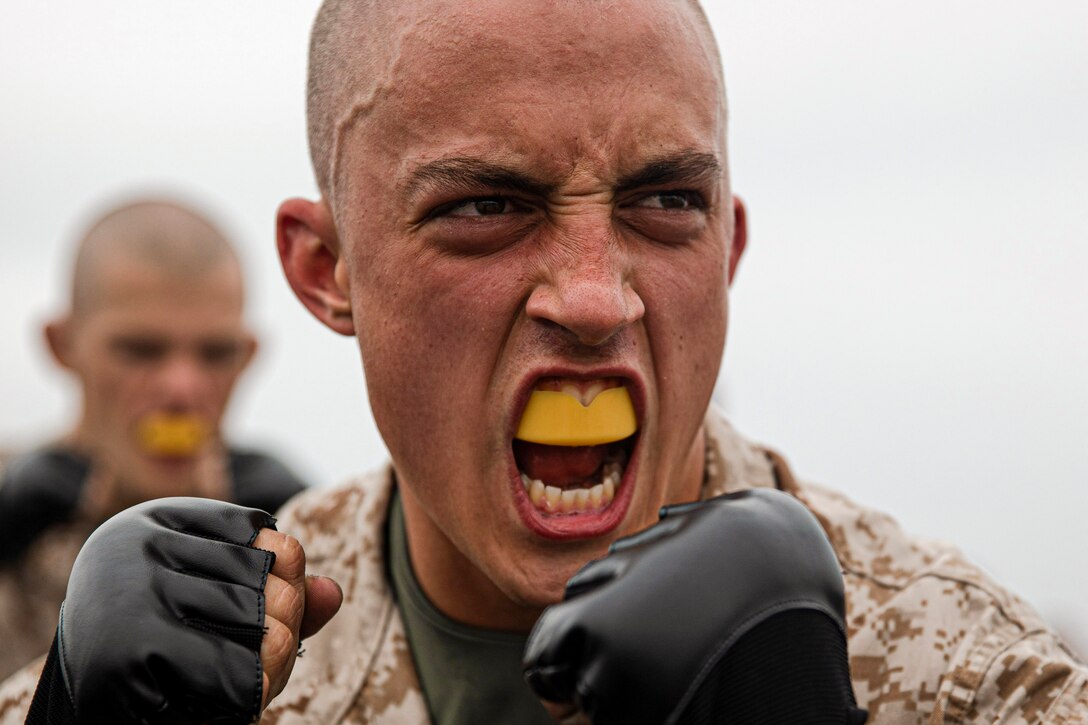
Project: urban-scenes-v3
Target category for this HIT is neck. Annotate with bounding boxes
[62,425,231,521]
[399,484,544,632]
[397,428,709,633]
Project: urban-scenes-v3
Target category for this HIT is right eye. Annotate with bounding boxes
[111,338,167,363]
[437,196,521,218]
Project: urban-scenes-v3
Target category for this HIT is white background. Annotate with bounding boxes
[1,2,1085,653]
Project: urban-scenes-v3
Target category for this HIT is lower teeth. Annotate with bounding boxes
[520,460,622,515]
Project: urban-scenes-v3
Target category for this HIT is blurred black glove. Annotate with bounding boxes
[523,488,867,725]
[0,447,90,564]
[27,497,276,724]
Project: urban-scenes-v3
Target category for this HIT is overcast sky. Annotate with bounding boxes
[1,1,1085,651]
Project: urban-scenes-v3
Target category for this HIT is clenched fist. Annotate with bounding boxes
[252,527,343,711]
[28,497,342,723]
[523,489,866,725]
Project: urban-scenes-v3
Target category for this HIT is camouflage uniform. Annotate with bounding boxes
[2,413,1086,723]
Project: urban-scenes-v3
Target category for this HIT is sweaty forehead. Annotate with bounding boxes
[323,0,724,202]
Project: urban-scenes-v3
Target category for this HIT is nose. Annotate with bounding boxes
[156,354,207,408]
[525,234,645,347]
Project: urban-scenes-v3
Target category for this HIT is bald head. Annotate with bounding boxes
[305,0,724,206]
[69,199,242,319]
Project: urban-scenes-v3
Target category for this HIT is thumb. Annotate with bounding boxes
[300,575,343,639]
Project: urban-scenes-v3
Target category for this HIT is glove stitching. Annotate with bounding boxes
[56,602,79,715]
[249,515,278,545]
[252,548,275,720]
[182,618,267,648]
[666,599,842,725]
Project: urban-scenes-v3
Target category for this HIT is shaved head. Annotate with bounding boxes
[47,198,256,506]
[283,0,741,623]
[69,199,242,319]
[305,0,724,209]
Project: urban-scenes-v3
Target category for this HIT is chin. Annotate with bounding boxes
[505,567,580,611]
[134,458,199,492]
[501,538,616,613]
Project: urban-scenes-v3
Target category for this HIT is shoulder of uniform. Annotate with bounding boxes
[788,481,1088,721]
[0,447,88,490]
[796,479,1057,638]
[273,466,395,565]
[791,481,945,584]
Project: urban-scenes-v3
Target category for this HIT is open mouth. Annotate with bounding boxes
[512,376,639,523]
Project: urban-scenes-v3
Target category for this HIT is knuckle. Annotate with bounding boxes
[265,577,304,623]
[274,535,306,576]
[281,535,305,567]
[251,528,281,552]
[260,616,296,672]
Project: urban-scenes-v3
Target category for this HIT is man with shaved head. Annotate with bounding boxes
[3,1,1087,723]
[0,198,306,681]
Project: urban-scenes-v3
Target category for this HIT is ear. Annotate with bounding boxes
[277,197,355,336]
[44,318,76,371]
[727,195,748,286]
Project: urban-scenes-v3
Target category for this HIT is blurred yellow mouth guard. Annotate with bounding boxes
[137,414,209,456]
[515,387,637,446]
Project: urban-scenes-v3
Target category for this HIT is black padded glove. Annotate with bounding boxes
[0,447,90,563]
[523,488,867,725]
[30,497,277,724]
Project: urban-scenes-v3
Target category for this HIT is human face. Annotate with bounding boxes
[304,0,741,624]
[56,258,254,499]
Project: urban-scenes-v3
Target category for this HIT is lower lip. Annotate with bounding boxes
[509,435,640,540]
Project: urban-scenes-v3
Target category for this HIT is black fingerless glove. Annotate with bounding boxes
[27,497,277,724]
[0,448,89,564]
[523,488,867,725]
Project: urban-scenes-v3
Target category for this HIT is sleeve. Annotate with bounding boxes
[946,630,1088,724]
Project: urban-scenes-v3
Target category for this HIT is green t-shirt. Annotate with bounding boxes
[388,491,555,725]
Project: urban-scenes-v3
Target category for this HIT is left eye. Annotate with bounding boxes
[199,343,242,366]
[443,197,516,217]
[634,192,703,210]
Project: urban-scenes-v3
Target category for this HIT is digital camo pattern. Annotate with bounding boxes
[0,658,40,725]
[257,478,429,724]
[2,413,1085,723]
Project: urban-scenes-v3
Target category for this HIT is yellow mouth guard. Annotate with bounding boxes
[515,387,637,447]
[136,414,209,457]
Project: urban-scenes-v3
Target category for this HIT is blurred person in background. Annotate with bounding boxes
[0,198,307,681]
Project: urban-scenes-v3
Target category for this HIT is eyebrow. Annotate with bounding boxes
[615,151,722,193]
[403,150,722,202]
[404,158,557,201]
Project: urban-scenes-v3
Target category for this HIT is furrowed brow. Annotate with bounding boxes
[405,157,556,201]
[616,152,722,193]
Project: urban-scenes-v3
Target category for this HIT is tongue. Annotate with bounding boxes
[513,440,608,487]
